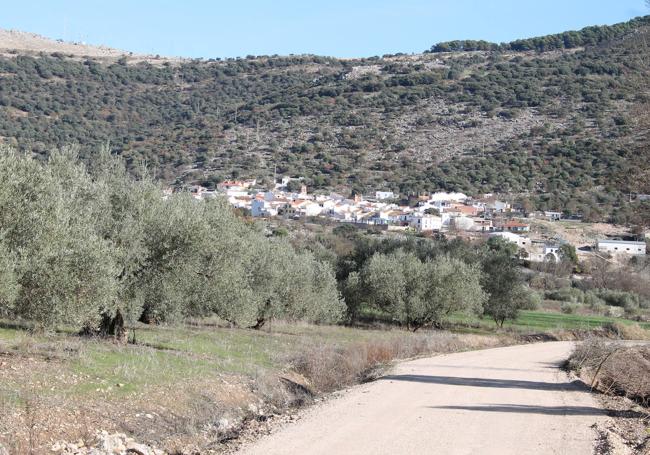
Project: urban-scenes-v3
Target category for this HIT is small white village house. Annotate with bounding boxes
[410,215,442,232]
[597,240,646,255]
[374,191,395,200]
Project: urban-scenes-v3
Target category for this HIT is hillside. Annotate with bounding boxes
[1,17,649,219]
[0,29,132,59]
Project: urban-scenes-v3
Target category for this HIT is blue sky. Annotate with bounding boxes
[1,1,648,58]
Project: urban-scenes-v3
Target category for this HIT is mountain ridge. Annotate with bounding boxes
[0,16,649,221]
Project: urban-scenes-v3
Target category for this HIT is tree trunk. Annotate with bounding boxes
[249,299,271,330]
[86,309,128,344]
[250,317,266,330]
[110,309,128,344]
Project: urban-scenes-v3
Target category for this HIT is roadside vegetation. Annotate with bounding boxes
[0,146,344,337]
[567,339,650,453]
[0,319,517,453]
[0,147,649,452]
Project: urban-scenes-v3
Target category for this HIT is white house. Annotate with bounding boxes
[489,231,530,248]
[251,199,277,217]
[450,215,475,231]
[597,240,646,255]
[301,202,322,217]
[375,191,395,200]
[544,244,560,257]
[486,200,510,213]
[544,211,563,221]
[410,215,442,232]
[428,192,468,203]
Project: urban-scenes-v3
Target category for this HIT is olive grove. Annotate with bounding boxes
[0,146,345,333]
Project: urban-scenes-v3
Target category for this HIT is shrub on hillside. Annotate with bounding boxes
[545,287,584,304]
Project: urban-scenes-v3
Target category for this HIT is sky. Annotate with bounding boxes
[1,1,648,58]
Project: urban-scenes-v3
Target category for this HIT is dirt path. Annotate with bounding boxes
[239,342,607,455]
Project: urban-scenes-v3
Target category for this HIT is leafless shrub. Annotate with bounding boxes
[253,372,314,411]
[604,322,650,341]
[568,339,650,406]
[287,331,511,393]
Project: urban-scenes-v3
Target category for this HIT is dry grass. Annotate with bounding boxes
[0,320,535,453]
[286,331,514,393]
[601,321,650,341]
[568,339,650,406]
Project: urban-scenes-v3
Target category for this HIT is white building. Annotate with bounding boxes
[410,215,442,232]
[597,240,646,255]
[544,244,560,256]
[544,211,563,221]
[251,199,277,217]
[451,216,475,231]
[489,232,530,248]
[300,201,322,217]
[428,192,468,203]
[486,200,510,213]
[375,191,395,200]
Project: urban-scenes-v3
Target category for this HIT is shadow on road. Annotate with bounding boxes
[410,362,561,373]
[380,374,586,392]
[428,404,643,418]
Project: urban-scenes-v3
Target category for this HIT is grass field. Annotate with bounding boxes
[0,319,513,453]
[0,311,647,452]
[451,310,650,332]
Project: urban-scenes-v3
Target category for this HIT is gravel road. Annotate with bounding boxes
[239,342,606,455]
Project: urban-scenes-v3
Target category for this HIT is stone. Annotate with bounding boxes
[218,417,230,429]
[125,441,150,455]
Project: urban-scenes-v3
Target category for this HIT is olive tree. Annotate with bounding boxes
[0,148,116,329]
[360,250,485,330]
[481,250,526,327]
[0,145,346,332]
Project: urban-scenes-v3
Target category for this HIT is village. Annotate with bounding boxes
[181,177,648,262]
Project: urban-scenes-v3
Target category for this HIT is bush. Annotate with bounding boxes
[521,291,542,310]
[596,289,641,314]
[560,302,579,314]
[568,339,650,405]
[545,287,584,304]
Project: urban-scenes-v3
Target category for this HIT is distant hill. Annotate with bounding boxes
[0,28,130,59]
[0,28,175,63]
[0,17,649,221]
[428,16,650,52]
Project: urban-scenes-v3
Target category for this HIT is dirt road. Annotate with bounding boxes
[239,342,607,455]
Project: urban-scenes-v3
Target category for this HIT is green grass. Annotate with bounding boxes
[451,310,650,332]
[0,319,434,401]
[1,310,647,406]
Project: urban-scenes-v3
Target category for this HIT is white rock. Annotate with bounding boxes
[125,441,150,455]
[218,417,230,429]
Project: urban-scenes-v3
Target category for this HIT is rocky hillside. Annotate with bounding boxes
[0,17,649,219]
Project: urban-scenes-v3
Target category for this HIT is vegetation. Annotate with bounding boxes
[1,16,650,221]
[0,318,514,453]
[354,250,485,330]
[429,16,650,52]
[0,146,344,334]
